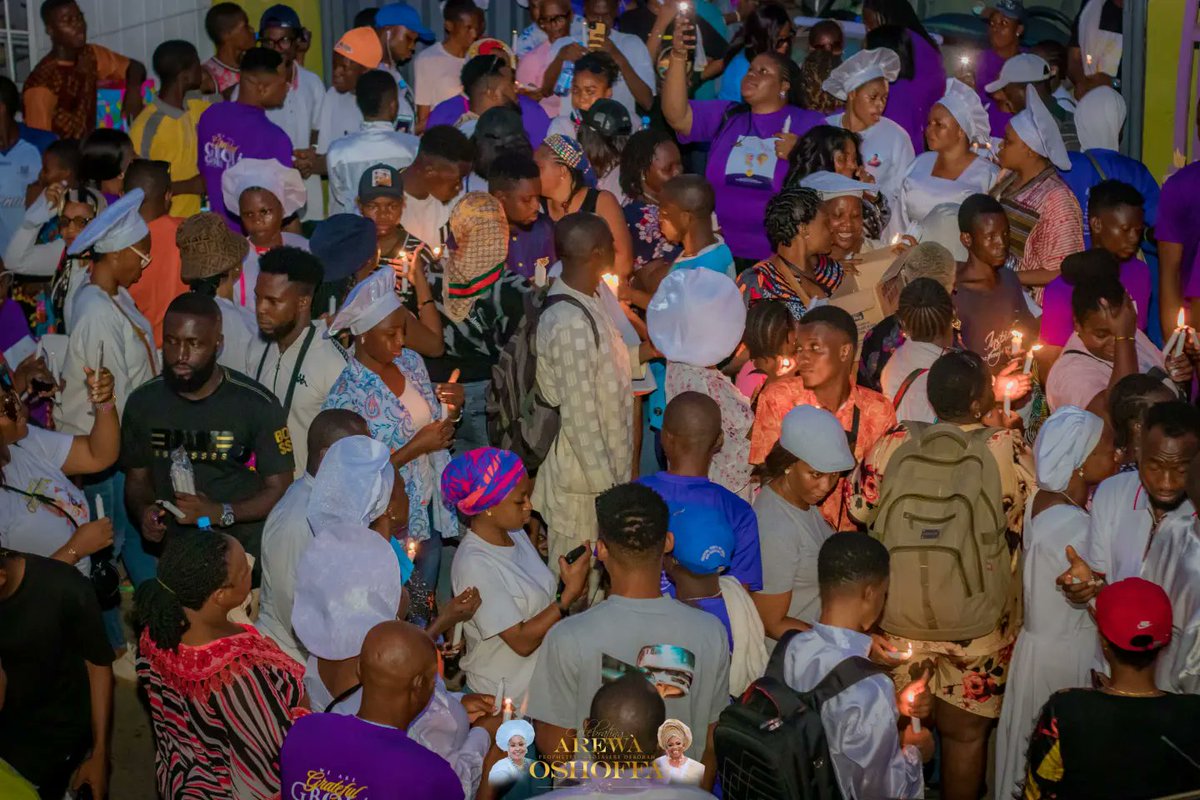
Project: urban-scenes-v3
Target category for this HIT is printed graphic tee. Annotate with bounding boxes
[196,102,295,229]
[280,713,464,800]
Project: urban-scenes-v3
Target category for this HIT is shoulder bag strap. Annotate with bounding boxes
[280,325,318,415]
[544,295,600,347]
[0,480,80,529]
[1084,151,1108,181]
[892,368,929,410]
[324,682,362,713]
[107,294,159,376]
[808,656,886,708]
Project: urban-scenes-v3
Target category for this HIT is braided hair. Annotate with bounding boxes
[619,129,675,203]
[595,483,668,560]
[764,186,823,251]
[135,532,233,651]
[897,277,954,343]
[744,299,795,359]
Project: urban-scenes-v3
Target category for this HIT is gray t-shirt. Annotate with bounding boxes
[527,595,731,762]
[755,486,833,626]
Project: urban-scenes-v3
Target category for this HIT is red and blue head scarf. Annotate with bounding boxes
[440,447,527,517]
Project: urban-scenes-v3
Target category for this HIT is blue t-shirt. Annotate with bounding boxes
[637,472,763,591]
[1060,149,1160,247]
[672,241,736,279]
[718,51,750,102]
[18,123,56,154]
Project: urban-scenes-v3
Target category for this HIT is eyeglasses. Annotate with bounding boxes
[259,33,297,48]
[59,214,94,229]
[540,13,569,26]
[129,245,153,269]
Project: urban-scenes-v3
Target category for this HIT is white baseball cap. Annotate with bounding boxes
[779,405,856,473]
[983,53,1052,94]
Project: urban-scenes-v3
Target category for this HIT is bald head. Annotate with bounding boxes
[661,175,715,217]
[358,621,438,728]
[555,212,614,275]
[307,409,370,475]
[662,392,720,441]
[587,673,665,762]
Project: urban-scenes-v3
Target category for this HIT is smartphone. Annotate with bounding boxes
[586,20,607,48]
[556,544,589,597]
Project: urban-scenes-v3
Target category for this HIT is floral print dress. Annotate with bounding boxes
[623,200,681,271]
[323,349,455,542]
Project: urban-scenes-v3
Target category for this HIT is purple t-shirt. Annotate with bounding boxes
[976,49,1017,138]
[1039,258,1152,347]
[884,34,945,154]
[680,101,824,260]
[197,102,295,230]
[280,713,464,800]
[1160,163,1200,299]
[425,94,551,148]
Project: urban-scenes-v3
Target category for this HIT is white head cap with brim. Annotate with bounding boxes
[798,170,876,201]
[1010,85,1071,171]
[822,48,901,100]
[329,268,404,337]
[221,157,308,219]
[779,404,856,473]
[67,188,149,256]
[647,268,746,368]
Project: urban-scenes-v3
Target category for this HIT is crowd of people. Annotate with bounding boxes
[1,0,1200,799]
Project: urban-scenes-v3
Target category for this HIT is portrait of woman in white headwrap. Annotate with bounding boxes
[897,78,1000,232]
[653,719,704,785]
[993,406,1117,800]
[488,719,535,789]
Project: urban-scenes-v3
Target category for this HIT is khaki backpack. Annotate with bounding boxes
[868,422,1011,641]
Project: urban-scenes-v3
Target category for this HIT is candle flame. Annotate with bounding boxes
[890,234,901,245]
[1030,344,1042,353]
[602,272,620,291]
[432,246,443,259]
[959,55,970,65]
[406,539,418,560]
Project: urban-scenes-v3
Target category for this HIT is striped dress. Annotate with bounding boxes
[137,625,307,800]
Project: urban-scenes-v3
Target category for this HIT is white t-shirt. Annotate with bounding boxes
[451,529,557,704]
[0,139,42,255]
[0,426,90,574]
[215,295,257,374]
[401,190,458,250]
[266,64,326,221]
[414,43,466,110]
[316,88,365,155]
[826,112,916,211]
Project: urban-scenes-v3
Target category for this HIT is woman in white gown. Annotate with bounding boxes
[898,79,999,232]
[993,406,1118,800]
[653,719,705,785]
[822,48,915,215]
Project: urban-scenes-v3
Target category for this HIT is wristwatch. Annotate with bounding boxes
[219,503,236,528]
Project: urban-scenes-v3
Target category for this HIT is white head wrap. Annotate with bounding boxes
[657,719,694,750]
[307,435,395,533]
[221,157,308,219]
[822,48,900,100]
[1010,85,1071,171]
[798,170,876,200]
[647,269,745,368]
[936,78,991,145]
[291,522,403,660]
[329,268,404,336]
[1033,406,1104,492]
[1073,85,1126,152]
[67,189,149,256]
[496,719,535,751]
[915,202,969,262]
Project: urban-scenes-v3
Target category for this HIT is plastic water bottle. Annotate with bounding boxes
[197,516,213,532]
[554,58,576,97]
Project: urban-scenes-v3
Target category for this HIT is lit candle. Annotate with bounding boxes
[890,233,901,246]
[900,642,913,660]
[908,689,922,733]
[1172,309,1188,357]
[776,356,794,376]
[1010,328,1023,354]
[678,0,689,11]
[451,621,463,648]
[511,28,518,53]
[1023,344,1042,374]
[502,697,514,722]
[1086,53,1093,68]
[601,272,620,292]
[95,495,105,519]
[400,251,410,294]
[1164,310,1183,357]
[534,261,548,287]
[1003,380,1015,415]
[406,538,418,562]
[431,245,443,261]
[959,55,971,67]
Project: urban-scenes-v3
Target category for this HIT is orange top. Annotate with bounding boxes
[127,215,187,347]
[23,44,130,136]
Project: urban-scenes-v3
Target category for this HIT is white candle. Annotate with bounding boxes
[1003,380,1015,415]
[911,716,922,734]
[511,28,518,53]
[782,114,791,135]
[494,679,506,714]
[534,261,548,287]
[1164,329,1182,358]
[502,697,514,722]
[451,621,463,648]
[1190,328,1200,352]
[1023,344,1042,374]
[95,495,105,519]
[1009,329,1023,354]
[328,296,336,317]
[1175,329,1187,358]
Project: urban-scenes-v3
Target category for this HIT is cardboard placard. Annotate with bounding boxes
[830,246,903,345]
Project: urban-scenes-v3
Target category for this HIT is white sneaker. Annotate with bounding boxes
[111,646,137,683]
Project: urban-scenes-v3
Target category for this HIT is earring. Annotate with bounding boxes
[485,510,493,517]
[779,91,786,99]
[359,336,366,346]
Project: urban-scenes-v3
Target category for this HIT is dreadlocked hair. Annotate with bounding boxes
[744,299,795,359]
[619,129,675,202]
[897,277,954,342]
[135,532,233,651]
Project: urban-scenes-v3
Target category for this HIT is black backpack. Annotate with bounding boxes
[485,290,599,471]
[715,630,885,800]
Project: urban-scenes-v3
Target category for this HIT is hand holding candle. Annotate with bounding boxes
[1009,328,1023,355]
[1003,379,1015,415]
[1023,344,1042,374]
[502,697,514,722]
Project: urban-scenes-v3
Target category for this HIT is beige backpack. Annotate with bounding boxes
[868,422,1011,641]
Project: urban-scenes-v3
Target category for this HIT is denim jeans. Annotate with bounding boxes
[452,380,491,455]
[412,531,443,594]
[84,470,156,649]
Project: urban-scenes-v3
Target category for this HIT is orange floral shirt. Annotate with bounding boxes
[750,378,897,530]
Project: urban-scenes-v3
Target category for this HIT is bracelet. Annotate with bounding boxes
[420,299,436,308]
[92,399,117,411]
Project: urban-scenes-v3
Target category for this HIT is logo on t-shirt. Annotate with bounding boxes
[150,428,242,462]
[203,134,241,171]
[603,645,696,698]
[288,769,366,800]
[275,428,293,456]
